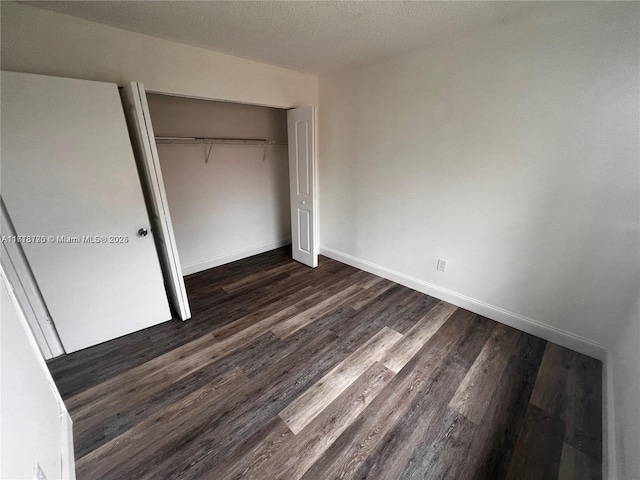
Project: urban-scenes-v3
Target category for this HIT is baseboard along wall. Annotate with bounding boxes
[182,239,292,276]
[319,246,607,361]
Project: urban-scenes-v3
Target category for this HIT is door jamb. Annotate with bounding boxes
[1,198,65,359]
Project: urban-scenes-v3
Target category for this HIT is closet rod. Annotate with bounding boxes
[155,136,287,146]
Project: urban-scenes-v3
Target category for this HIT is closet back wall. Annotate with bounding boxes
[147,94,291,274]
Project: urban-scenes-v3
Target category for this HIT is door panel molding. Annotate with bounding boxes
[288,107,318,268]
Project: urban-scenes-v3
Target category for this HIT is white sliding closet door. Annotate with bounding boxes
[288,107,318,268]
[1,71,172,352]
[121,82,191,321]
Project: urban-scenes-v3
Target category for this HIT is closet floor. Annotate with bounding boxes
[47,247,602,480]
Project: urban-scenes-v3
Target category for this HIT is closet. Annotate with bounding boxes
[144,93,293,276]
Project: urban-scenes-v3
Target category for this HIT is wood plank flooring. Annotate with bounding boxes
[47,247,602,480]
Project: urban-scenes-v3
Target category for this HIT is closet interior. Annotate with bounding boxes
[146,94,292,277]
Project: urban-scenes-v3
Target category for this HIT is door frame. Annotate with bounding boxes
[141,88,320,269]
[120,82,192,321]
[1,198,65,359]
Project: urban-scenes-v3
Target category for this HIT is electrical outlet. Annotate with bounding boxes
[437,258,447,272]
[34,463,47,480]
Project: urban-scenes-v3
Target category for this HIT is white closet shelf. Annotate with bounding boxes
[155,136,287,146]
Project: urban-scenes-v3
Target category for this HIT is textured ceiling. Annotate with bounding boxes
[20,1,548,75]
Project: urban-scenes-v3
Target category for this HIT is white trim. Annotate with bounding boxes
[313,107,320,264]
[182,239,292,276]
[60,403,76,480]
[320,246,607,361]
[122,82,192,321]
[604,353,617,480]
[1,199,65,359]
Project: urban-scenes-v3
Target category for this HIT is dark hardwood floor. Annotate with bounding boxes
[47,247,602,479]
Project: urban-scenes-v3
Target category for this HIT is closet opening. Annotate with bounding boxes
[124,82,317,328]
[145,93,293,298]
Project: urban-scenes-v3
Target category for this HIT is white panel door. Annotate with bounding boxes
[1,71,172,353]
[121,82,191,321]
[287,107,318,268]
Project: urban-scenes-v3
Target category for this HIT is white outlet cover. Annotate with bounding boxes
[437,258,447,272]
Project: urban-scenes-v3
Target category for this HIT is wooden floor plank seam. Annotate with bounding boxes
[75,367,248,478]
[271,284,364,339]
[278,326,403,434]
[448,323,521,424]
[300,308,481,480]
[224,361,395,480]
[380,301,458,373]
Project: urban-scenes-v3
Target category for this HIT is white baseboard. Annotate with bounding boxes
[182,239,291,276]
[320,246,607,361]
